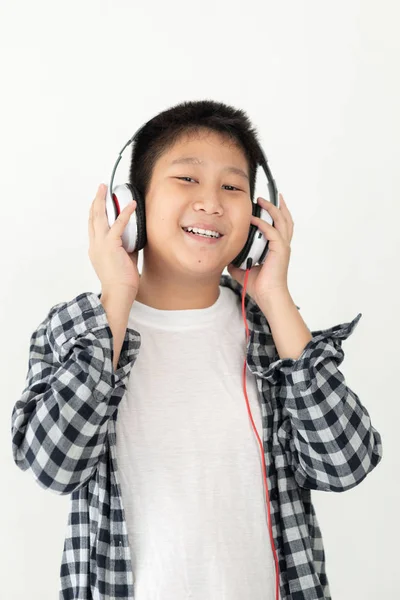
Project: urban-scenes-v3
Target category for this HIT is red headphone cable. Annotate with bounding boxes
[241,268,281,600]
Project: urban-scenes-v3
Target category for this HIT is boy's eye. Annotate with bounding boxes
[176,177,196,183]
[175,177,241,192]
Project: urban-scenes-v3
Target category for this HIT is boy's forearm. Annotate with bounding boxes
[100,291,135,372]
[258,289,312,361]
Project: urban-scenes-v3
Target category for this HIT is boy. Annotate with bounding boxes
[11,99,383,600]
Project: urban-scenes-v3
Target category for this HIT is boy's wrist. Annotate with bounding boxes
[100,287,136,309]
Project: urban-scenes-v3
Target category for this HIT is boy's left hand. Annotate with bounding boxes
[227,193,294,306]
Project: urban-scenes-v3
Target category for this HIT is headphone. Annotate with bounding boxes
[105,119,280,271]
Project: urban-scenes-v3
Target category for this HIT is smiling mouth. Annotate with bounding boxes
[181,228,224,244]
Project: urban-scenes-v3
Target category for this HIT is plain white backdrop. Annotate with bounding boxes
[1,1,398,598]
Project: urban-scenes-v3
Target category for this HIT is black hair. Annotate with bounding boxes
[128,99,263,203]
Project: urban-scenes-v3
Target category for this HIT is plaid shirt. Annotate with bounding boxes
[11,274,383,600]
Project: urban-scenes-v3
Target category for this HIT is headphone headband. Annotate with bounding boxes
[109,119,278,209]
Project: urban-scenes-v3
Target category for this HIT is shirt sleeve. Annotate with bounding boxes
[258,312,383,492]
[10,291,141,495]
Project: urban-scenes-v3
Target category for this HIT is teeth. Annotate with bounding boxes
[183,227,221,238]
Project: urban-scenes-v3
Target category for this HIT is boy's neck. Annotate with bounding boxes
[135,269,222,311]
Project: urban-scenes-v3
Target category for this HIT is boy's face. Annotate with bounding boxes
[142,128,253,279]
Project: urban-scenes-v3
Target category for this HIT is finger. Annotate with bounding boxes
[109,199,137,240]
[253,214,294,249]
[250,215,279,239]
[91,184,113,237]
[257,196,291,238]
[278,194,294,241]
[88,211,94,240]
[278,194,294,225]
[88,189,98,239]
[257,196,284,217]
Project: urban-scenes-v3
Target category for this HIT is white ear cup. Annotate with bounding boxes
[237,204,275,270]
[106,184,138,253]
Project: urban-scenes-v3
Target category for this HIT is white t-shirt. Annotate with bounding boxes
[115,285,276,599]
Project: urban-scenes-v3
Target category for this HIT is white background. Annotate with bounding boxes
[1,1,398,598]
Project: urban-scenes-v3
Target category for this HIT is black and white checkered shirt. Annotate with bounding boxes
[11,274,383,599]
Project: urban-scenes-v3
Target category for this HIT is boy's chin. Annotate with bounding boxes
[175,258,227,277]
[143,246,230,278]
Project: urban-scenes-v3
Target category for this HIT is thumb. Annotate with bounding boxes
[110,200,137,239]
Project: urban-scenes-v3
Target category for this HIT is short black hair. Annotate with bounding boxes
[128,99,263,203]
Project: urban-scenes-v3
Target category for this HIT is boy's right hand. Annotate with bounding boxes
[88,183,140,299]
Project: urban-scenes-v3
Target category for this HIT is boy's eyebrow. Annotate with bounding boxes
[170,156,249,181]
